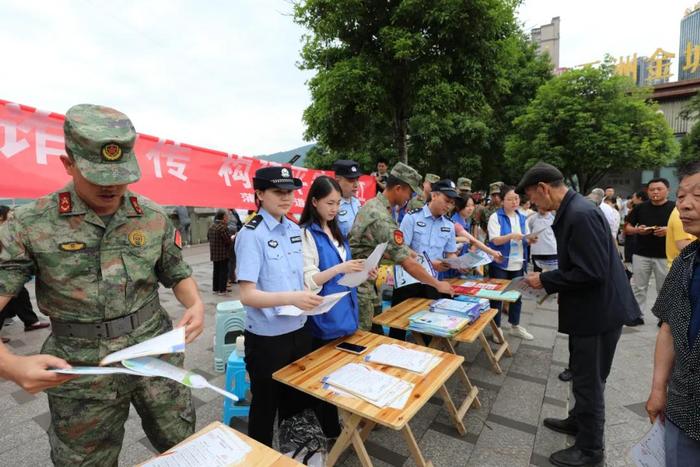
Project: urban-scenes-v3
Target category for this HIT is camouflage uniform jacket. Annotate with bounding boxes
[0,183,192,399]
[349,192,412,264]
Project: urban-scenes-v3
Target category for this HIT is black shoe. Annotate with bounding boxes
[543,416,578,436]
[24,321,50,332]
[558,368,573,382]
[549,445,603,466]
[626,317,645,327]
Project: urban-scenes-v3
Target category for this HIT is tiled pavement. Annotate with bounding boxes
[0,244,658,466]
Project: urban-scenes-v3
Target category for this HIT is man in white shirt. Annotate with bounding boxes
[600,197,621,240]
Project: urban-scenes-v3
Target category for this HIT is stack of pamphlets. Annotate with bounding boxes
[407,310,471,337]
[364,344,441,374]
[454,295,490,312]
[452,280,501,296]
[429,298,481,322]
[322,363,414,408]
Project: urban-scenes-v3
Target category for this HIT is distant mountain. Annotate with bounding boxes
[257,143,316,166]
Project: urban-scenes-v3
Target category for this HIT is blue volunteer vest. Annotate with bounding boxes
[488,208,529,270]
[306,223,359,339]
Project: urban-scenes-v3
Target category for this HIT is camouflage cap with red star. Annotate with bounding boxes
[64,104,141,186]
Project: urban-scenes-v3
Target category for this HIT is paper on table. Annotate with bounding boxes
[323,363,413,407]
[122,357,239,402]
[628,418,665,467]
[100,327,185,366]
[365,344,441,374]
[338,242,388,287]
[142,426,251,467]
[51,366,143,376]
[277,291,349,317]
[442,250,493,269]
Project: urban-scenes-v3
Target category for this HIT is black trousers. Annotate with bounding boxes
[0,287,39,329]
[311,336,342,438]
[569,326,622,452]
[212,259,229,292]
[242,327,313,446]
[388,283,446,341]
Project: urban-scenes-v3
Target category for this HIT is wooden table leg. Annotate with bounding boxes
[327,411,372,466]
[401,423,434,467]
[441,338,481,412]
[478,332,503,374]
[437,384,467,435]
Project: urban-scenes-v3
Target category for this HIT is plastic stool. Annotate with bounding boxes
[214,301,245,373]
[222,351,251,423]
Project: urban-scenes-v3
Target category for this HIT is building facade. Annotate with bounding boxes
[531,17,560,70]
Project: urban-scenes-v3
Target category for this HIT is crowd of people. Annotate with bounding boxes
[0,102,698,467]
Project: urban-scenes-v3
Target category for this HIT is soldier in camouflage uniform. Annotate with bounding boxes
[0,104,204,466]
[474,181,504,240]
[406,173,440,211]
[349,163,453,330]
[457,177,472,197]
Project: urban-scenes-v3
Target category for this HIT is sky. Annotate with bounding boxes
[0,0,694,156]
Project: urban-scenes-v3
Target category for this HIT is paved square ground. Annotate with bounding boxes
[0,244,657,466]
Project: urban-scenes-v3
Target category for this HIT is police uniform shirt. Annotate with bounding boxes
[235,207,306,336]
[399,204,457,261]
[337,196,361,238]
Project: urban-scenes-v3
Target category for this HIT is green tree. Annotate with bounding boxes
[505,64,678,194]
[295,0,529,179]
[678,93,700,167]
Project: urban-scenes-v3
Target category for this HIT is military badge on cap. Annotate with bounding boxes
[101,143,123,161]
[128,230,146,247]
[281,168,290,178]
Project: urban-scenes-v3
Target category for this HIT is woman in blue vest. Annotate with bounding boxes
[487,186,537,341]
[300,175,373,438]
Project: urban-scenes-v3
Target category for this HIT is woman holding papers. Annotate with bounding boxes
[235,166,322,447]
[487,186,537,341]
[300,176,376,438]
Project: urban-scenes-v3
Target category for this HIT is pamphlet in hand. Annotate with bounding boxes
[100,327,186,366]
[503,276,549,303]
[628,418,665,467]
[338,242,388,287]
[442,250,493,269]
[277,291,349,317]
[525,226,548,240]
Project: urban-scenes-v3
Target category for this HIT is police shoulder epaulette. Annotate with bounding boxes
[408,208,422,215]
[444,216,454,223]
[245,215,263,229]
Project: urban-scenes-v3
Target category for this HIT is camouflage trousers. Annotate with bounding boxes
[47,360,195,467]
[357,280,380,331]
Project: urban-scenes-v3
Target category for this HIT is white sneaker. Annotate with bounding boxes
[510,325,534,340]
[491,329,503,344]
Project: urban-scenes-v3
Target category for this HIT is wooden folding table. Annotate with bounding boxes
[273,331,465,467]
[137,421,302,466]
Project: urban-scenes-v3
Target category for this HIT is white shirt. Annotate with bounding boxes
[527,212,557,256]
[599,202,621,239]
[301,227,346,294]
[488,211,529,271]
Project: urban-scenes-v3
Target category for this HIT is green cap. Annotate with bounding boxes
[424,173,440,184]
[390,162,422,195]
[64,104,141,186]
[457,177,472,192]
[489,181,504,195]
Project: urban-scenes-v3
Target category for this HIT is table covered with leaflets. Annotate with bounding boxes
[273,330,465,467]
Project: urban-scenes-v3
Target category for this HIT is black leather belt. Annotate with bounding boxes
[50,297,161,339]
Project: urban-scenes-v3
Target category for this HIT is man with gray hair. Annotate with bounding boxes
[590,188,621,240]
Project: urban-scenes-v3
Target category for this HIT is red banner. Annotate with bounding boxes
[0,100,375,213]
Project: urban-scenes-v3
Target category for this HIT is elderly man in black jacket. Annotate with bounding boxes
[518,162,639,467]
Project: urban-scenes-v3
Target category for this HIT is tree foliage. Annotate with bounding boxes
[505,64,678,194]
[296,0,550,186]
[679,93,700,167]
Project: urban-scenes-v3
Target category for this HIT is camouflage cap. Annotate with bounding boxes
[457,177,472,192]
[390,162,422,195]
[424,173,440,184]
[489,181,504,195]
[64,104,141,186]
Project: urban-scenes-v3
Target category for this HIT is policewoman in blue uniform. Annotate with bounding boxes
[300,175,375,438]
[235,166,323,446]
[389,179,462,340]
[333,160,362,238]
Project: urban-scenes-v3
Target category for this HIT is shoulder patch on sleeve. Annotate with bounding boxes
[393,229,405,246]
[245,214,263,230]
[174,230,182,249]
